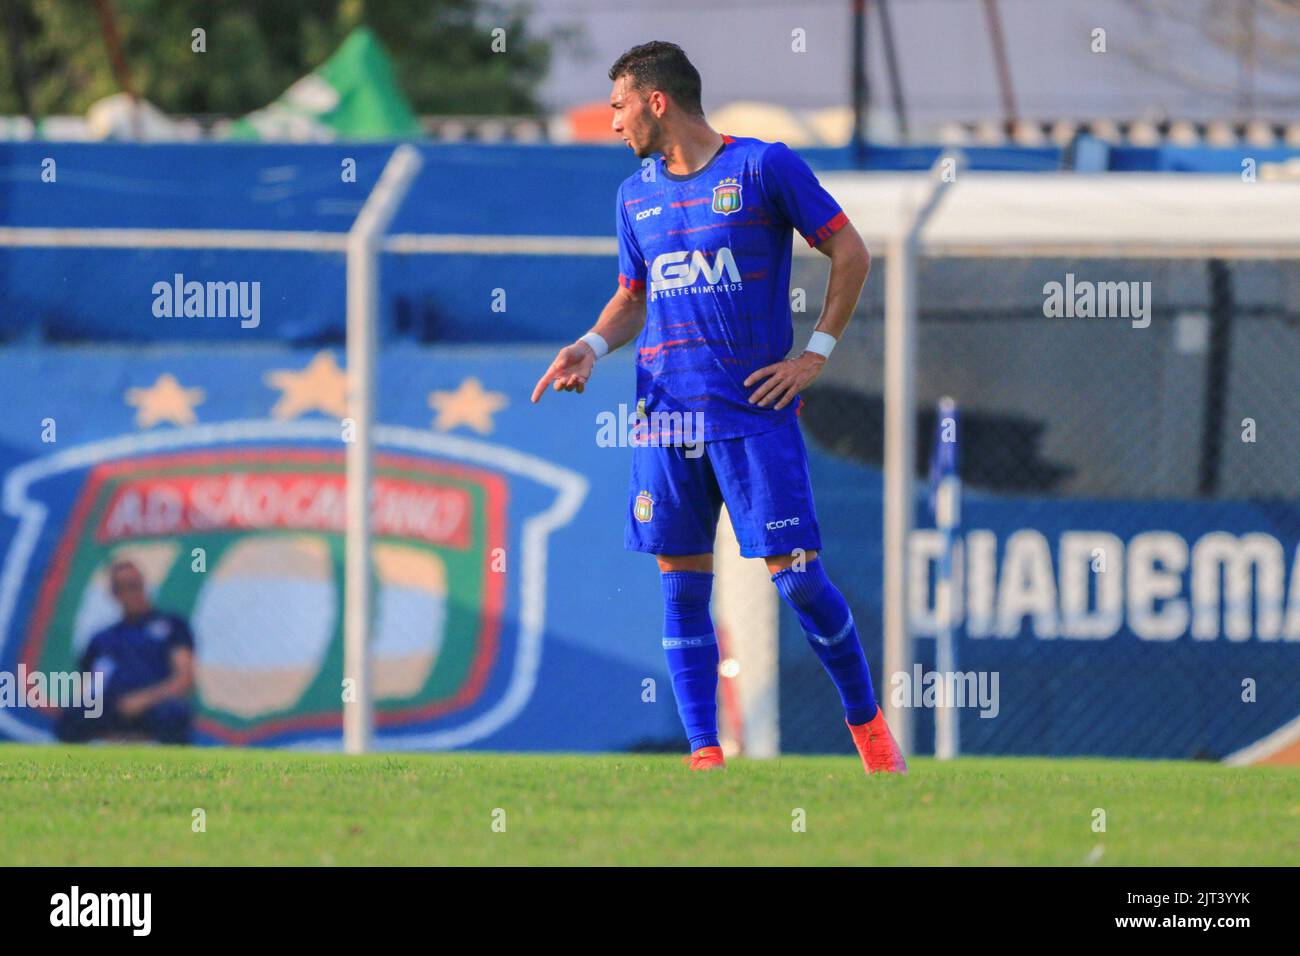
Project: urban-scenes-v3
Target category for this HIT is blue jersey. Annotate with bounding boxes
[79,610,193,698]
[616,135,848,442]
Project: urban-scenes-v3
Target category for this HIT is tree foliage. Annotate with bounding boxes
[0,0,564,117]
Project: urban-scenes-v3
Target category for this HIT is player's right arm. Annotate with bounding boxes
[531,183,649,403]
[530,283,645,402]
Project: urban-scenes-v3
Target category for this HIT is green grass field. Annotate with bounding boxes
[1,744,1295,866]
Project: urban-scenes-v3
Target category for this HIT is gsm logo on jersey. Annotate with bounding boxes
[648,247,742,297]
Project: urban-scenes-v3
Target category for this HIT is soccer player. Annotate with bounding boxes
[531,41,906,774]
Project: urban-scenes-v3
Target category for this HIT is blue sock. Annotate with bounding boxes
[661,570,720,752]
[772,559,878,725]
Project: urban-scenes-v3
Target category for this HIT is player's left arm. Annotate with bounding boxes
[746,222,871,409]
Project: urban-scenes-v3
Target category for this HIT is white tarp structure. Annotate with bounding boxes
[818,172,1300,259]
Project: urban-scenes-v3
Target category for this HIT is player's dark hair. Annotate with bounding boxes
[609,41,704,116]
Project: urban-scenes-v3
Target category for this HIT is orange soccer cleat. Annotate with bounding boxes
[683,745,726,771]
[847,708,908,775]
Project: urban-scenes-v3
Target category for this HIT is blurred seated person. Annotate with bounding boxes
[55,558,196,745]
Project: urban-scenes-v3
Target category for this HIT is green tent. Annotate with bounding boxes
[227,27,421,141]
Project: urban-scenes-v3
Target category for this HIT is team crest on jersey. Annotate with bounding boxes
[712,177,743,215]
[634,491,654,523]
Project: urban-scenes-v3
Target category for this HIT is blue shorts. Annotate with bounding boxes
[624,419,823,559]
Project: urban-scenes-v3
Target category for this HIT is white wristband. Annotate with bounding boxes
[579,332,609,360]
[805,330,837,359]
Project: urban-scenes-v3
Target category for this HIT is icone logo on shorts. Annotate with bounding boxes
[649,247,741,295]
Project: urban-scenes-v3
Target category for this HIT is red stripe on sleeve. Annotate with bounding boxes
[805,210,850,247]
[619,274,645,292]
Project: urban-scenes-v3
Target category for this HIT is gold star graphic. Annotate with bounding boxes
[125,373,205,429]
[429,377,509,434]
[264,350,348,420]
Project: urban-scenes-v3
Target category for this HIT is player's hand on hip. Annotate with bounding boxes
[530,342,596,403]
[744,351,826,410]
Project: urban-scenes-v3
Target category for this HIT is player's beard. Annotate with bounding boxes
[632,115,664,159]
